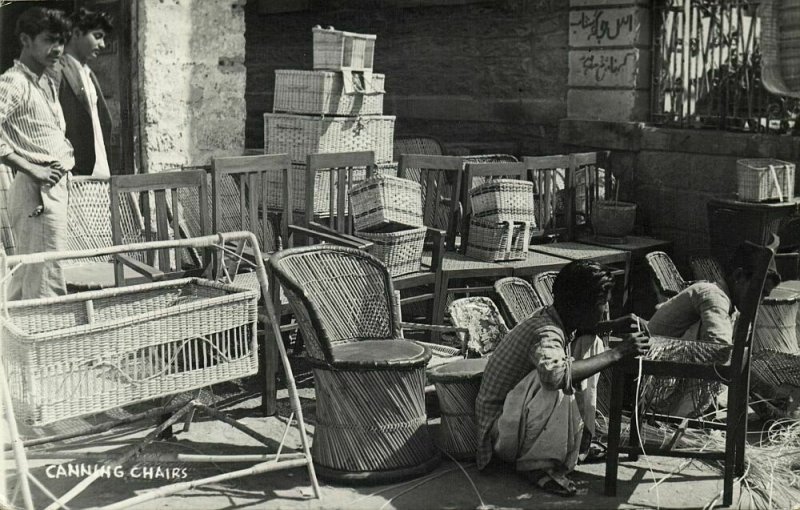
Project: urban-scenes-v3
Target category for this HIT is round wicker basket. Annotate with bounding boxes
[592,200,636,237]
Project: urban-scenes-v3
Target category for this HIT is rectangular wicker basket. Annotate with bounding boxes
[349,175,424,231]
[2,278,259,426]
[465,218,531,262]
[273,69,385,116]
[469,179,537,225]
[356,225,427,277]
[262,161,396,216]
[264,113,395,164]
[312,26,376,71]
[736,158,796,202]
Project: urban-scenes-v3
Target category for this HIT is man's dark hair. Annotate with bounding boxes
[729,241,781,286]
[15,7,71,42]
[69,7,113,35]
[553,260,615,313]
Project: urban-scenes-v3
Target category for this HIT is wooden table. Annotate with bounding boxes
[577,235,673,260]
[529,241,631,314]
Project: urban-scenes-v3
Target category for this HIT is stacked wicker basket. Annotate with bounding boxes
[349,175,426,276]
[465,180,537,261]
[264,26,396,216]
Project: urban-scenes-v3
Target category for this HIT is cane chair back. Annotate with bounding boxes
[398,154,465,250]
[531,270,559,307]
[447,296,510,357]
[523,152,609,241]
[303,151,377,235]
[110,170,210,285]
[645,251,688,302]
[268,245,399,363]
[493,276,543,328]
[393,135,444,162]
[690,254,729,295]
[606,242,775,507]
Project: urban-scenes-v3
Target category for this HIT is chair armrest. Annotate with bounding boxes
[115,253,165,281]
[289,223,374,251]
[400,321,469,355]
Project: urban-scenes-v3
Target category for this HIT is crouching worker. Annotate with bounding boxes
[475,260,650,496]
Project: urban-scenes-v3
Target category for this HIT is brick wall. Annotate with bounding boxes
[244,1,569,156]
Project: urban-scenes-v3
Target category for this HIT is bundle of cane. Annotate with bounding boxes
[637,336,732,418]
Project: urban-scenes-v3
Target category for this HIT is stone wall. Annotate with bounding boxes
[137,0,246,173]
[244,1,569,156]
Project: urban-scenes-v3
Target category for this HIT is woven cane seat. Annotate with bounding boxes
[325,339,431,369]
[427,357,487,383]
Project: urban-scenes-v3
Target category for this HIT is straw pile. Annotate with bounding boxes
[595,413,800,509]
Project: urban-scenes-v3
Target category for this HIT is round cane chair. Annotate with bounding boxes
[267,245,439,483]
[531,270,559,307]
[493,276,544,328]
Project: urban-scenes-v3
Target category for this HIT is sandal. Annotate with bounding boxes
[579,439,607,463]
[525,470,577,497]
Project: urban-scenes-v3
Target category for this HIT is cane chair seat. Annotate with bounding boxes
[323,339,430,369]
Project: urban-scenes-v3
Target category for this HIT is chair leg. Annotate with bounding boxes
[628,374,640,461]
[431,273,450,343]
[723,391,741,508]
[262,326,278,416]
[605,365,625,497]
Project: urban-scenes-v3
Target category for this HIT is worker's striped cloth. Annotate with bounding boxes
[0,60,74,170]
[0,163,14,255]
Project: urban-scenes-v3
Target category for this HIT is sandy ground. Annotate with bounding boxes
[4,370,759,510]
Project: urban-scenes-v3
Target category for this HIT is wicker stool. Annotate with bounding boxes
[427,358,488,460]
[311,340,440,484]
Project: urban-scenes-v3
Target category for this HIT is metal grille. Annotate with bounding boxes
[652,0,799,133]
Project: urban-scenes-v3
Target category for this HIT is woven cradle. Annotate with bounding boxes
[264,113,395,164]
[753,296,800,354]
[469,179,537,224]
[268,247,438,481]
[261,161,396,216]
[356,226,427,277]
[273,69,385,116]
[312,26,375,71]
[736,158,795,202]
[493,276,543,328]
[349,175,424,231]
[2,278,258,426]
[465,219,531,262]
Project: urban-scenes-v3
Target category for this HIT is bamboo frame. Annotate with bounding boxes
[0,232,320,509]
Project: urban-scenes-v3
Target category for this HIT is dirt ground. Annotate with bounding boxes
[4,370,768,510]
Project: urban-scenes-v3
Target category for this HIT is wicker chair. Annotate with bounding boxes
[645,251,689,302]
[392,135,444,162]
[493,276,543,328]
[268,245,441,483]
[447,296,510,357]
[689,253,729,295]
[531,270,559,306]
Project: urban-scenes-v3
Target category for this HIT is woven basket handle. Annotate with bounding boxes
[522,222,531,252]
[341,69,382,95]
[504,221,514,253]
[769,164,784,202]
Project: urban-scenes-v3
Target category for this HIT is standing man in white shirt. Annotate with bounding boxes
[56,7,112,178]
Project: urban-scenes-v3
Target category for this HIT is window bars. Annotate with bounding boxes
[651,0,799,133]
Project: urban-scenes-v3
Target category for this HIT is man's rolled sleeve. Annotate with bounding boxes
[529,325,568,390]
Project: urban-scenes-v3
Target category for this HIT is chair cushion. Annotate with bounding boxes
[325,339,431,370]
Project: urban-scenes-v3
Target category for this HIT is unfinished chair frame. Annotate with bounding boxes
[0,232,320,510]
[605,242,775,507]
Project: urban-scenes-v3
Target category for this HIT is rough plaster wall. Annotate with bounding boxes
[138,0,246,173]
[245,1,568,156]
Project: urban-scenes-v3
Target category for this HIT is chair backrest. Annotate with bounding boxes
[493,276,543,328]
[447,296,510,356]
[393,135,444,161]
[111,170,209,278]
[398,154,465,250]
[211,154,293,253]
[305,151,376,235]
[730,242,774,378]
[267,245,399,363]
[645,251,687,301]
[531,270,559,307]
[523,152,609,241]
[689,254,729,295]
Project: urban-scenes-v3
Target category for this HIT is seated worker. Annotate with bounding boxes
[475,261,650,497]
[639,242,781,418]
